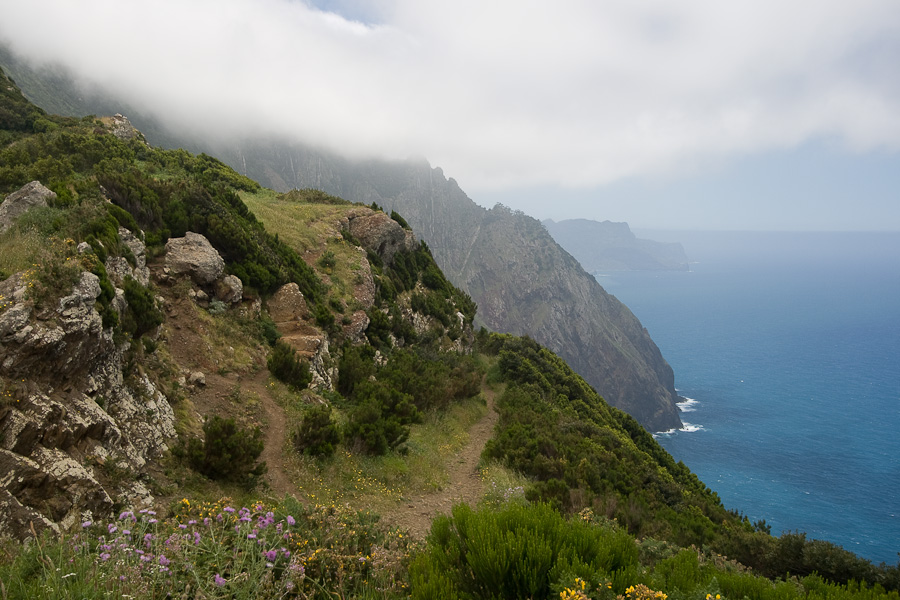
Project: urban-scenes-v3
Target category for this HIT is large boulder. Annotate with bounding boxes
[346,210,416,266]
[164,232,225,285]
[215,274,243,304]
[0,181,56,233]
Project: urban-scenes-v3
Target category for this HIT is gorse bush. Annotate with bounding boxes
[267,340,312,390]
[181,415,266,489]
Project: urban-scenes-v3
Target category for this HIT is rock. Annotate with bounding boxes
[0,181,56,233]
[118,227,150,286]
[104,114,143,142]
[104,256,132,286]
[215,275,243,304]
[164,232,225,285]
[188,371,206,386]
[76,242,92,254]
[0,269,176,540]
[267,283,309,322]
[346,210,416,266]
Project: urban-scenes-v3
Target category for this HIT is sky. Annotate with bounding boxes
[0,0,899,230]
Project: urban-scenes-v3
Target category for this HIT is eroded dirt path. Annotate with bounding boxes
[385,388,499,539]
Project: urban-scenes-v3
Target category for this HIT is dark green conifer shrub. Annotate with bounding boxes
[294,404,341,457]
[267,340,312,390]
[182,415,266,489]
[121,276,164,337]
[344,381,419,455]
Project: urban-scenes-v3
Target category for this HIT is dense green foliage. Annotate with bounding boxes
[294,404,341,457]
[180,415,266,488]
[409,502,900,600]
[411,502,637,599]
[267,340,313,390]
[480,333,900,589]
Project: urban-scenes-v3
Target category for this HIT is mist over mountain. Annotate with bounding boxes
[0,49,682,430]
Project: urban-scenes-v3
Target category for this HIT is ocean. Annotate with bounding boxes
[597,231,900,565]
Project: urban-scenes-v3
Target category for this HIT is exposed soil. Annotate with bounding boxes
[154,262,499,537]
[383,388,499,539]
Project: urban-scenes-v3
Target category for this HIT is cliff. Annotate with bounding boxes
[208,147,684,431]
[0,53,681,431]
[542,218,690,272]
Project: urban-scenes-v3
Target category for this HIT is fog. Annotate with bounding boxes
[1,0,899,230]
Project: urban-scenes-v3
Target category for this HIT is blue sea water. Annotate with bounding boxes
[597,231,900,565]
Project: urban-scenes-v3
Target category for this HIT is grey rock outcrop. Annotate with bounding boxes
[345,210,416,266]
[0,181,56,233]
[164,232,225,285]
[215,274,243,304]
[266,283,333,389]
[0,269,175,541]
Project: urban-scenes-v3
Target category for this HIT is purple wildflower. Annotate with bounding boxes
[193,531,201,545]
[224,506,235,513]
[214,573,226,587]
[286,515,296,526]
[178,524,187,530]
[100,553,111,561]
[159,555,170,567]
[247,533,257,540]
[81,521,92,528]
[108,523,117,534]
[148,518,158,524]
[265,549,278,561]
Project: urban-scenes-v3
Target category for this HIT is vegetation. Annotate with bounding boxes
[267,340,313,390]
[3,65,898,600]
[179,416,267,489]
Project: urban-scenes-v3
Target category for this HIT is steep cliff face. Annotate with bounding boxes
[213,144,682,431]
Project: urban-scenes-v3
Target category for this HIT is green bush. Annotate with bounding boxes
[410,502,639,600]
[267,340,312,390]
[121,276,164,338]
[344,381,419,455]
[294,404,341,457]
[182,415,266,488]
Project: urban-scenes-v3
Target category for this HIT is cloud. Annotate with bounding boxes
[1,0,899,192]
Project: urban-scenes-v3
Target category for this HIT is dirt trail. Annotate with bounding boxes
[385,388,499,539]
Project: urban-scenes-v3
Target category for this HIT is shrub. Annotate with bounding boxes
[410,502,639,600]
[344,381,419,455]
[267,340,312,390]
[182,415,266,488]
[294,404,341,457]
[121,276,164,337]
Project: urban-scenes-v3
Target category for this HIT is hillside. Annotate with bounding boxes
[543,218,690,272]
[1,66,898,598]
[0,49,681,432]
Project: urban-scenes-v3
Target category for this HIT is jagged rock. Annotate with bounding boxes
[103,113,143,142]
[346,210,416,266]
[342,311,370,344]
[189,371,206,386]
[0,269,176,541]
[105,256,132,285]
[118,227,150,286]
[215,274,243,304]
[77,241,92,254]
[0,181,56,233]
[164,232,225,285]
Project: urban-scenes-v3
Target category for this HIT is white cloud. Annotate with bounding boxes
[1,0,899,192]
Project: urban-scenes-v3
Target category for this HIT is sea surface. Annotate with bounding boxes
[597,231,900,565]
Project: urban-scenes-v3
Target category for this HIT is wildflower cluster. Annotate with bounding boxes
[620,584,669,600]
[43,498,414,599]
[557,576,617,600]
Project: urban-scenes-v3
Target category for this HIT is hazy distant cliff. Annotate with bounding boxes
[543,218,690,272]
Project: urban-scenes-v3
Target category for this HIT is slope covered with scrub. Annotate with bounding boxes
[0,67,897,598]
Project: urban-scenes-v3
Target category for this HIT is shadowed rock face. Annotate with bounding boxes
[209,143,682,431]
